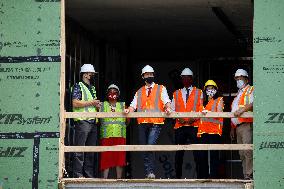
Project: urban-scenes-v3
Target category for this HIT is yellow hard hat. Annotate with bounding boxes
[204,80,218,90]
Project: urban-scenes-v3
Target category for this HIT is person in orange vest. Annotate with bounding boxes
[124,65,172,179]
[171,68,203,179]
[197,80,224,178]
[230,69,253,180]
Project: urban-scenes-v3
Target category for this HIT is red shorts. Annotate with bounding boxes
[100,137,126,171]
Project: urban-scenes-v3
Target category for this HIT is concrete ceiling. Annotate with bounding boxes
[66,0,253,59]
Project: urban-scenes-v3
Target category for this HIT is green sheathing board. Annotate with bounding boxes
[254,0,284,189]
[0,0,61,189]
[0,0,60,56]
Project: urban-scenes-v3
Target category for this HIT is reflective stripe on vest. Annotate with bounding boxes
[193,88,199,111]
[73,82,97,121]
[81,82,91,112]
[100,101,126,138]
[244,86,253,106]
[237,85,253,124]
[175,90,180,111]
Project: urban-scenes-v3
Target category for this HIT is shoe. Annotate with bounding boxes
[146,173,156,179]
[244,174,253,180]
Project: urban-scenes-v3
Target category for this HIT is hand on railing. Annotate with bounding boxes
[165,107,172,115]
[124,109,130,114]
[90,99,102,108]
[234,108,245,117]
[201,110,209,115]
[124,106,134,114]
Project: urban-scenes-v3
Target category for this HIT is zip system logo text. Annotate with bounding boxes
[0,147,28,157]
[0,114,52,125]
[264,113,284,123]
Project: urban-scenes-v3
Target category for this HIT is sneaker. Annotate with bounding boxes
[146,173,156,179]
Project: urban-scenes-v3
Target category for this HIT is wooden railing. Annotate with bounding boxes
[58,112,253,179]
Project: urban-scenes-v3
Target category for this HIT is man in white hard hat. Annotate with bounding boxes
[124,65,172,179]
[99,84,127,179]
[72,64,102,178]
[230,68,253,180]
[171,68,203,179]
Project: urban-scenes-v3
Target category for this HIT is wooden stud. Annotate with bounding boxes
[64,144,253,152]
[59,0,66,180]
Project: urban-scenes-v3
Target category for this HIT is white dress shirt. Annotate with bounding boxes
[129,82,171,110]
[231,84,254,125]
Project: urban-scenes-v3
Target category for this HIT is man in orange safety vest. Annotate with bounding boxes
[124,65,172,179]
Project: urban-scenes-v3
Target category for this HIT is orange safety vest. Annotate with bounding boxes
[136,84,165,124]
[198,97,224,137]
[231,85,254,128]
[173,87,202,129]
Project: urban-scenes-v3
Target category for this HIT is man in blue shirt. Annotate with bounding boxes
[72,64,101,178]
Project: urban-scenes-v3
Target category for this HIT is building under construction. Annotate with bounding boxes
[0,0,283,189]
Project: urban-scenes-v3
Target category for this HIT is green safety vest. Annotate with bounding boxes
[72,82,97,121]
[100,101,126,139]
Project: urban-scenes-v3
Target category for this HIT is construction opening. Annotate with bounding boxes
[2,0,284,189]
[61,0,253,188]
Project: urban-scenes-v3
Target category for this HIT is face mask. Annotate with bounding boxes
[107,92,119,100]
[144,77,154,84]
[182,78,192,88]
[236,79,245,89]
[85,73,95,83]
[206,89,217,97]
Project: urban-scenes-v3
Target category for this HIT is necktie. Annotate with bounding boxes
[148,87,152,97]
[186,88,190,102]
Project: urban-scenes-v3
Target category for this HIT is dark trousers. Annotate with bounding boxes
[138,123,162,176]
[196,134,221,179]
[175,126,198,179]
[73,120,98,178]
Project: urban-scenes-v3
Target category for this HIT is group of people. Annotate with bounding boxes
[71,64,253,180]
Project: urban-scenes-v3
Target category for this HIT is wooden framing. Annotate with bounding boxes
[59,0,66,180]
[59,0,254,183]
[60,112,253,180]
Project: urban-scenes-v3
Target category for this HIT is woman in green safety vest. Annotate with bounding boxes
[100,84,127,179]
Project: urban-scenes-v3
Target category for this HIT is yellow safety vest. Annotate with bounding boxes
[72,82,97,121]
[100,101,126,139]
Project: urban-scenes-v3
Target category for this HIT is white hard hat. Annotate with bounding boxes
[80,64,96,73]
[235,69,248,78]
[107,84,120,94]
[141,65,154,75]
[180,68,193,76]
